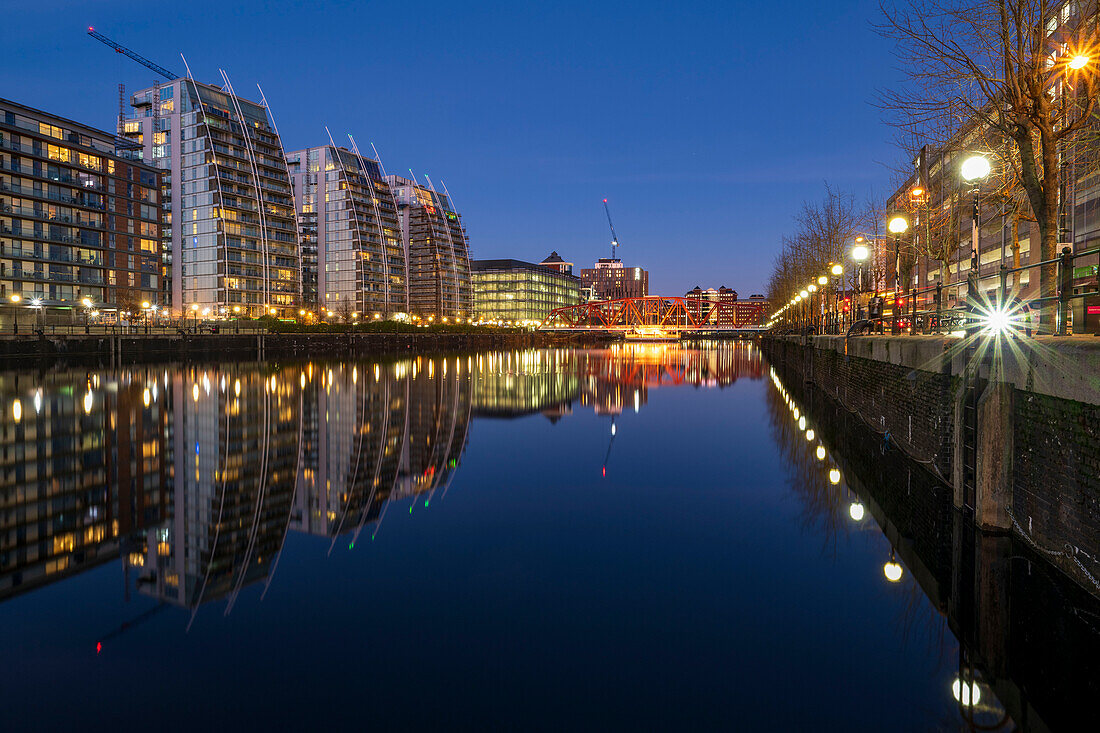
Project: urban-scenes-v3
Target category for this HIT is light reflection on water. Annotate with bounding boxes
[0,342,1091,730]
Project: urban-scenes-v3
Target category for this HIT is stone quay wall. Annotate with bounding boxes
[762,334,1100,588]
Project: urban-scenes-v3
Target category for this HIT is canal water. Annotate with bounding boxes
[0,343,1093,730]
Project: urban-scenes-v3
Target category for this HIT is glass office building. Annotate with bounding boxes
[287,145,406,317]
[471,257,582,325]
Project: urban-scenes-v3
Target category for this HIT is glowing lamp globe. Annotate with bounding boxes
[888,216,909,234]
[815,445,826,461]
[852,244,870,262]
[831,264,843,276]
[883,561,903,582]
[808,284,818,293]
[800,290,808,299]
[805,429,815,441]
[798,416,806,431]
[817,275,827,285]
[961,155,991,181]
[1069,55,1090,70]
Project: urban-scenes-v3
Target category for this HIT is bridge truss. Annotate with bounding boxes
[540,296,768,335]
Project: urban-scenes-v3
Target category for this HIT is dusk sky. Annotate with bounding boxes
[1,0,902,295]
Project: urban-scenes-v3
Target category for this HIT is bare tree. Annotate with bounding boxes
[878,0,1099,325]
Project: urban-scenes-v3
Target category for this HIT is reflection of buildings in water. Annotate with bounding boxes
[293,358,472,541]
[471,342,765,419]
[767,363,1100,732]
[0,370,168,602]
[0,358,475,615]
[471,350,582,420]
[137,366,302,611]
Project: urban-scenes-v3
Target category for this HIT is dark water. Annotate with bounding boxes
[0,343,1094,731]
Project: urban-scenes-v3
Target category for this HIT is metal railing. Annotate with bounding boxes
[782,245,1099,337]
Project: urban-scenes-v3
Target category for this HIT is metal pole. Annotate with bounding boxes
[1057,246,1073,335]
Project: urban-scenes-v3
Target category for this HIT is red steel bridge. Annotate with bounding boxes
[540,296,769,337]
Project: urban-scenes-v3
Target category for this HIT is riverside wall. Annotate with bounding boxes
[762,334,1100,588]
[0,331,601,367]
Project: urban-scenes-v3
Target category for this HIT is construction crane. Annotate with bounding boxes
[87,27,178,80]
[602,198,620,261]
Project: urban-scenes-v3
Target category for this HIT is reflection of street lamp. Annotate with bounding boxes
[828,467,841,485]
[30,298,42,332]
[951,677,981,706]
[848,502,865,521]
[883,550,903,582]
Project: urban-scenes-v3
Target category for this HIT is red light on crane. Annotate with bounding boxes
[95,641,102,654]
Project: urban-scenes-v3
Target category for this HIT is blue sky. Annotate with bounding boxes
[1,0,901,294]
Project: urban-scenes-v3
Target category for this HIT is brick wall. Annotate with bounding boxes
[763,338,956,478]
[1013,390,1100,575]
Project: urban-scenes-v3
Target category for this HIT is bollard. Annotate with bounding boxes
[1057,246,1072,335]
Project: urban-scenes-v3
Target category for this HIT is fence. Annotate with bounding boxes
[779,245,1100,337]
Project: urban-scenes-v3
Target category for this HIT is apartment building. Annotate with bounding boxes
[287,145,406,316]
[123,78,300,318]
[386,175,472,321]
[0,98,162,326]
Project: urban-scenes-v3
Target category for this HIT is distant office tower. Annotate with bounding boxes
[580,258,649,300]
[122,77,300,318]
[386,175,471,321]
[286,145,406,317]
[0,97,162,325]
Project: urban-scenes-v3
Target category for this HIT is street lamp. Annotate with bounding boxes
[887,216,909,334]
[30,297,42,333]
[81,297,93,333]
[9,293,21,334]
[961,155,990,315]
[851,238,870,321]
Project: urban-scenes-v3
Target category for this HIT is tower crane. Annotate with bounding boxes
[87,27,179,80]
[602,198,620,261]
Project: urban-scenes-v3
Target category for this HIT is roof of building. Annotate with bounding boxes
[470,258,580,279]
[540,251,571,264]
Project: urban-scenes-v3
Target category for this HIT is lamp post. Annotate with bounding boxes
[961,155,990,320]
[30,297,42,333]
[888,216,909,334]
[141,301,151,334]
[852,239,870,322]
[9,293,21,334]
[830,263,843,333]
[190,303,199,333]
[81,297,93,333]
[233,305,241,333]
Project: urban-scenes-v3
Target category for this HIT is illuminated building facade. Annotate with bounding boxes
[123,78,300,318]
[287,146,406,316]
[386,175,472,321]
[580,258,648,300]
[0,98,163,324]
[685,286,767,327]
[471,258,581,324]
